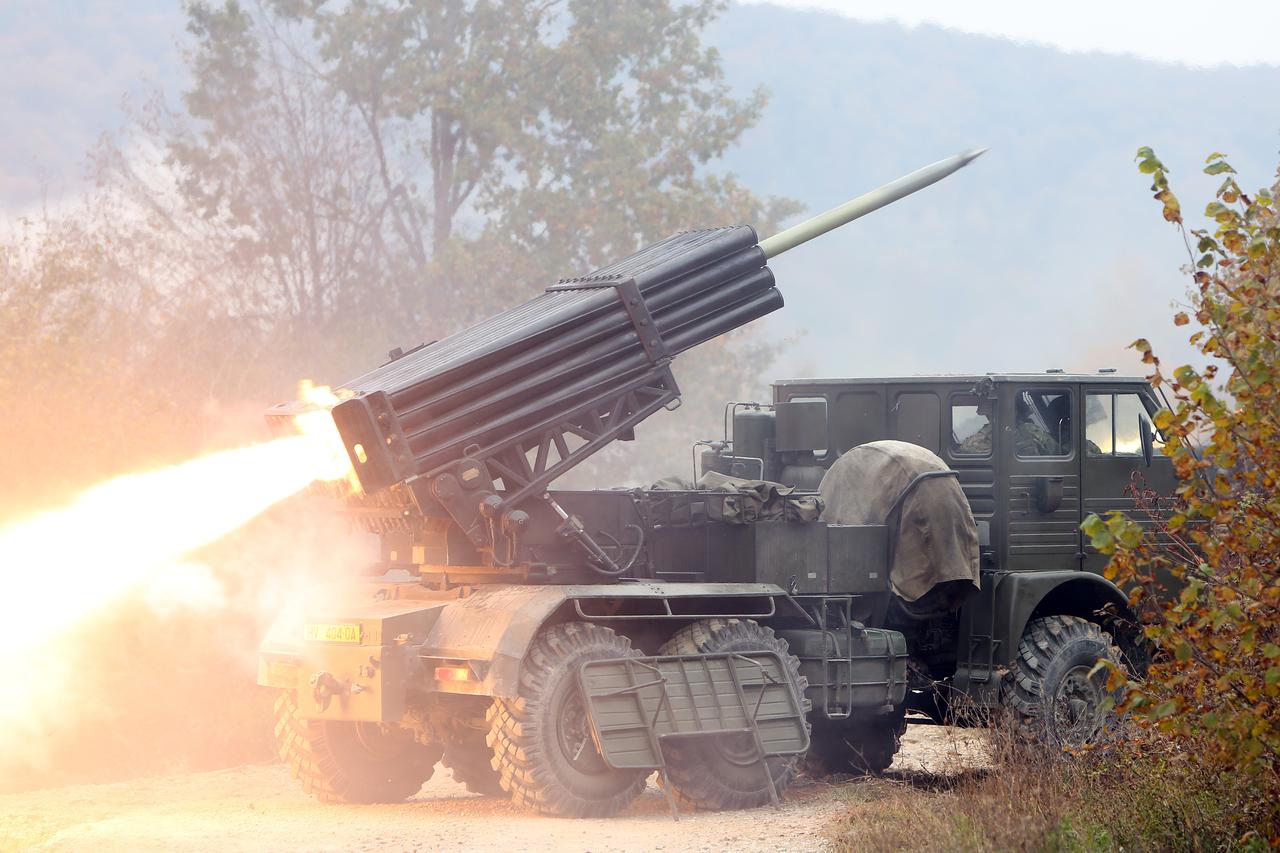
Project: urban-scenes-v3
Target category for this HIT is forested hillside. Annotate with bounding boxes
[6,3,1278,387]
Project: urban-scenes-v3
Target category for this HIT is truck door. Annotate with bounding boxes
[1080,387,1179,575]
[1001,385,1082,572]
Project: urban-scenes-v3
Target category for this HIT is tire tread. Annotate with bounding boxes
[1000,614,1122,746]
[273,691,438,804]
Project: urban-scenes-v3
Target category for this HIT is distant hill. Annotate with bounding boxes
[2,1,1277,381]
[707,4,1280,382]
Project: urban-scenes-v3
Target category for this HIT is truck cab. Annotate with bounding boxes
[765,371,1176,576]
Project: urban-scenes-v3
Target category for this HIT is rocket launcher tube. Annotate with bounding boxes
[399,269,777,455]
[402,271,778,462]
[387,249,770,427]
[758,148,987,259]
[406,288,783,476]
[355,228,760,411]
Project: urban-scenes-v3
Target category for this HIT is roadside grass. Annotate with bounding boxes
[826,727,1276,852]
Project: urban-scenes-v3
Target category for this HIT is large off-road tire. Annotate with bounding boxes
[486,622,648,817]
[657,618,808,811]
[273,691,442,803]
[441,722,505,797]
[1001,615,1125,749]
[803,714,903,777]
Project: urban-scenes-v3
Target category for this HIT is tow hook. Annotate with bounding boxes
[310,671,345,711]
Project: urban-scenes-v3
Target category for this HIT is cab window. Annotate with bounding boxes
[1014,390,1073,457]
[1085,393,1113,454]
[951,397,993,457]
[1086,392,1161,457]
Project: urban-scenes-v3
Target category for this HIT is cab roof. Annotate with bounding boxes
[773,372,1149,387]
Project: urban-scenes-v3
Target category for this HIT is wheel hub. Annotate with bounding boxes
[1051,665,1106,747]
[556,690,608,774]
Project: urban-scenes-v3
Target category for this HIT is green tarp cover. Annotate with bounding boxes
[648,471,822,524]
[818,440,980,608]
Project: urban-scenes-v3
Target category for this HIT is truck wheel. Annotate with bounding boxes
[441,724,505,797]
[803,716,902,777]
[273,691,442,803]
[1001,615,1124,749]
[657,618,808,811]
[486,622,648,817]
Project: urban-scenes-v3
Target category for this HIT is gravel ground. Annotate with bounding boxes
[0,725,987,853]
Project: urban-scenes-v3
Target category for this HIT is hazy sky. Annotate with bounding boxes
[4,1,1276,209]
[745,0,1280,67]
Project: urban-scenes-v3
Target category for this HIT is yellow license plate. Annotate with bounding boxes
[305,623,362,644]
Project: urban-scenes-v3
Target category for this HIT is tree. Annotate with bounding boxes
[120,0,796,340]
[93,0,798,481]
[91,0,798,481]
[1083,148,1279,837]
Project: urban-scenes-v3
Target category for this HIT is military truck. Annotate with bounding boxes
[258,152,1176,818]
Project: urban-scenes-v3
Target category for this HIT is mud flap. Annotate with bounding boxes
[578,651,810,818]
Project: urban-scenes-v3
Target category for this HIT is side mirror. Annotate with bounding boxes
[1139,414,1154,467]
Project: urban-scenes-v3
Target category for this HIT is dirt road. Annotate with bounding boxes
[1,726,986,853]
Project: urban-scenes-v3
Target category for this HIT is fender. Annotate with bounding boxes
[993,570,1134,667]
[419,582,802,698]
[952,570,1135,707]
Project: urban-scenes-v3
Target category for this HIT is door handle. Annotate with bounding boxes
[1019,478,1065,514]
[1035,477,1064,513]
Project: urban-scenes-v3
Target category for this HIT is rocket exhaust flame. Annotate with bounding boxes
[0,383,353,753]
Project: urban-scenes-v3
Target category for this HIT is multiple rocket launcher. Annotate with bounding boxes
[275,150,984,549]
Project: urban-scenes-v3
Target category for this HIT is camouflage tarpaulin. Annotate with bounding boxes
[819,440,979,609]
[694,470,822,523]
[647,471,823,524]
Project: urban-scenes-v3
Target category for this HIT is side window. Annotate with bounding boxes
[1115,393,1156,455]
[1014,390,1073,457]
[1085,393,1113,455]
[1085,392,1163,457]
[951,396,993,457]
